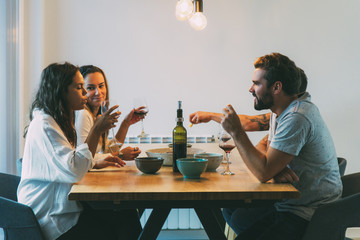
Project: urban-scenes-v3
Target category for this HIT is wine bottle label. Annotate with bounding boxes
[174,132,186,137]
[174,133,186,143]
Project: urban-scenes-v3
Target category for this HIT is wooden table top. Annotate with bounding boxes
[68,143,300,202]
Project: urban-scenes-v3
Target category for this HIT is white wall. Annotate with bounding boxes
[0,0,7,173]
[21,0,360,173]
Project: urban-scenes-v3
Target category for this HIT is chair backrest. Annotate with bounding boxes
[0,172,44,240]
[0,172,20,201]
[338,157,347,176]
[341,172,360,197]
[0,197,44,240]
[302,172,360,240]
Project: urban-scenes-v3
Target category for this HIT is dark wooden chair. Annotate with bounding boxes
[302,172,360,240]
[338,157,347,176]
[0,172,44,240]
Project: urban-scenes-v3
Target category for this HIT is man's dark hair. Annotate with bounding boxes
[254,53,301,96]
[298,68,308,94]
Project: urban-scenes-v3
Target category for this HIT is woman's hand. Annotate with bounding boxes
[114,107,145,144]
[86,105,121,157]
[94,105,121,133]
[121,146,141,160]
[123,107,145,126]
[93,156,126,169]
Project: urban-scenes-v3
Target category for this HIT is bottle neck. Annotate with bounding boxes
[176,117,184,125]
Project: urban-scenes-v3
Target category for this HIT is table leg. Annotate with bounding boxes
[138,208,171,240]
[212,208,226,232]
[195,208,227,240]
[138,208,145,218]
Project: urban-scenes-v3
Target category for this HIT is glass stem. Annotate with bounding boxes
[141,120,145,134]
[112,128,116,140]
[225,152,230,172]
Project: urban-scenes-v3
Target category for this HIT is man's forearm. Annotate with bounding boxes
[239,113,270,131]
[232,129,270,182]
[209,112,271,132]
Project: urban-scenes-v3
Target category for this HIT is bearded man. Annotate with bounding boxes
[221,53,342,240]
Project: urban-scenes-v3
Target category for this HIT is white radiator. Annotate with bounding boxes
[140,209,203,230]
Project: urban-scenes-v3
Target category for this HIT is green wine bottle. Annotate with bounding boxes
[173,101,187,172]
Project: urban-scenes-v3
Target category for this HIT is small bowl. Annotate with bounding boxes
[194,153,223,171]
[176,158,208,179]
[135,157,164,174]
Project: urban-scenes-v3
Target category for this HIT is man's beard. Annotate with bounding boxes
[253,91,274,110]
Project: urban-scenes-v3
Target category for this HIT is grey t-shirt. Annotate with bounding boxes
[269,92,342,221]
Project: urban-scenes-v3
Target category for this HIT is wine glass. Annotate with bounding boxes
[219,126,235,175]
[217,124,227,164]
[133,97,149,138]
[101,100,123,154]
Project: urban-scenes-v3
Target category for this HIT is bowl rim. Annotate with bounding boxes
[135,157,164,161]
[145,148,173,154]
[194,153,223,157]
[176,158,208,163]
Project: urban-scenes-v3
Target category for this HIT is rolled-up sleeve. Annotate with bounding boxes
[75,110,93,146]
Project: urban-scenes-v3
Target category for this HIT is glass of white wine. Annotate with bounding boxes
[101,100,123,154]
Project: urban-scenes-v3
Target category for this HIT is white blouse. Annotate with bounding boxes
[17,110,94,240]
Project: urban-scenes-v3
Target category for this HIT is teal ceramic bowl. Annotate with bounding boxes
[194,153,223,171]
[176,158,208,179]
[135,157,164,174]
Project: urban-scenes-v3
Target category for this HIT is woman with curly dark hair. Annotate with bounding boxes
[76,65,144,162]
[17,62,126,240]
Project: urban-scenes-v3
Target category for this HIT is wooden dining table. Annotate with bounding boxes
[68,143,300,240]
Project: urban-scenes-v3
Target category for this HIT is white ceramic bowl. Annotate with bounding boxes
[146,148,205,166]
[194,153,223,171]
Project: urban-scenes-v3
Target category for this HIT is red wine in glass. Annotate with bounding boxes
[220,144,235,153]
[219,128,235,175]
[134,109,149,116]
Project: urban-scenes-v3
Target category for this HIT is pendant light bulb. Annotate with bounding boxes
[189,0,207,31]
[189,12,207,31]
[175,0,194,21]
